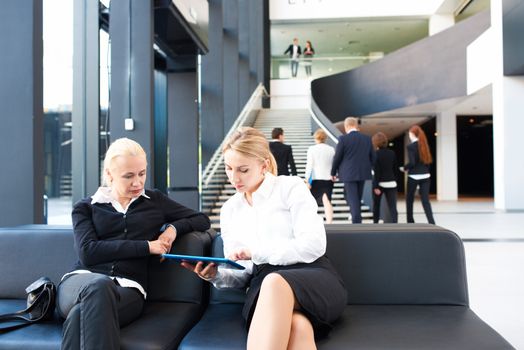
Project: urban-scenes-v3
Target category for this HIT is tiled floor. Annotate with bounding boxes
[48,197,524,348]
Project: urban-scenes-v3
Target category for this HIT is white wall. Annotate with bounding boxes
[270,79,311,109]
[270,0,445,20]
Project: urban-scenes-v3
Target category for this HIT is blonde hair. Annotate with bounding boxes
[102,138,147,185]
[344,117,359,129]
[313,128,327,143]
[222,127,278,176]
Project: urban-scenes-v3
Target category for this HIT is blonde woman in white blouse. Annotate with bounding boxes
[182,127,346,350]
[305,129,335,224]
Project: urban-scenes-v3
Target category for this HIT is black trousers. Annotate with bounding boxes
[406,177,435,224]
[372,187,398,223]
[344,181,365,223]
[57,273,144,350]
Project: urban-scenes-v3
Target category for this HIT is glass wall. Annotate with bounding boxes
[43,0,73,224]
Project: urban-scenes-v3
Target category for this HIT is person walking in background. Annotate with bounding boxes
[303,40,315,77]
[331,117,376,223]
[371,132,398,223]
[269,127,297,176]
[305,129,335,224]
[182,127,347,349]
[284,38,301,78]
[403,125,435,224]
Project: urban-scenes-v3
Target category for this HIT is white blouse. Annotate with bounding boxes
[305,143,335,181]
[211,173,326,289]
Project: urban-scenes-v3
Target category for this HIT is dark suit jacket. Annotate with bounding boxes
[284,44,301,58]
[405,141,431,175]
[331,130,375,182]
[269,141,297,176]
[373,148,398,188]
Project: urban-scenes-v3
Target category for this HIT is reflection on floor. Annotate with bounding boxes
[47,197,524,348]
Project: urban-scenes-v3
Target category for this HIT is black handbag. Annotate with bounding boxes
[0,277,56,332]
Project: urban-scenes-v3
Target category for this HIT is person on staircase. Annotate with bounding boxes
[269,127,297,176]
[331,117,376,224]
[305,129,335,224]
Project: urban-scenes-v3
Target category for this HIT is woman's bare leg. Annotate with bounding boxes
[287,311,317,350]
[247,273,295,350]
[322,193,333,224]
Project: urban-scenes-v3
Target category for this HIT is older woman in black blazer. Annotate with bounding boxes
[56,138,210,350]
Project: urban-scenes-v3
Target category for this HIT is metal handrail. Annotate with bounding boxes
[202,83,269,188]
[308,93,342,144]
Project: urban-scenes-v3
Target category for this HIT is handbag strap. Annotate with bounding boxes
[0,284,54,332]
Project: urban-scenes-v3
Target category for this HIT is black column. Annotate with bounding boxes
[109,0,155,186]
[237,0,250,108]
[223,0,240,129]
[201,0,224,168]
[248,1,259,93]
[167,69,200,210]
[0,0,44,225]
[72,0,100,203]
[261,0,271,107]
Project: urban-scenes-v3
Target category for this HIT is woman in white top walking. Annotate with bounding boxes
[182,127,346,350]
[305,129,335,224]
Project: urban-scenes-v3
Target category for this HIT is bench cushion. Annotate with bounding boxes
[317,305,514,350]
[0,225,212,350]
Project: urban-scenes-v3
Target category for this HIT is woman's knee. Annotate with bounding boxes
[290,312,314,337]
[260,273,292,297]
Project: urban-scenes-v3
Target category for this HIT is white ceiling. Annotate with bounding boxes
[270,0,492,140]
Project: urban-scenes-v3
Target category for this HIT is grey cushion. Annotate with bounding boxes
[317,305,514,350]
[180,225,513,349]
[0,225,212,350]
[325,224,469,305]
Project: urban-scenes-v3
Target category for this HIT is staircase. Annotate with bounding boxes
[201,109,371,230]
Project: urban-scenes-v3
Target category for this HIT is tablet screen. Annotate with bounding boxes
[162,253,246,270]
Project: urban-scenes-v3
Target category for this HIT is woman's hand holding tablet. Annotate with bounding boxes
[162,254,245,270]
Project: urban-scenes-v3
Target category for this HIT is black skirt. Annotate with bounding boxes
[310,180,334,206]
[242,256,347,339]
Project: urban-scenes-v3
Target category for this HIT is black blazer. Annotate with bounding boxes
[405,141,431,175]
[284,44,301,58]
[71,189,210,291]
[331,131,375,182]
[269,141,297,176]
[373,148,398,189]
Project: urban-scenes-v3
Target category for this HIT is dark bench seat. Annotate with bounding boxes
[179,224,514,350]
[0,225,212,350]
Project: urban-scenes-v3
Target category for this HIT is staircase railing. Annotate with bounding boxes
[202,83,269,188]
[309,93,342,145]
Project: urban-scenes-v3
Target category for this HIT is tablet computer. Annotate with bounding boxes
[161,253,246,270]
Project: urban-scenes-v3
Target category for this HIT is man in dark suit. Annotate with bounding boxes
[284,38,301,78]
[269,127,297,176]
[331,117,376,223]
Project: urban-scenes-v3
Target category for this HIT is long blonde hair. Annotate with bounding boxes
[102,138,147,185]
[222,127,277,176]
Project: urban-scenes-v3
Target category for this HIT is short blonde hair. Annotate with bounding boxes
[102,138,147,185]
[313,128,327,143]
[222,127,277,176]
[344,117,359,129]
